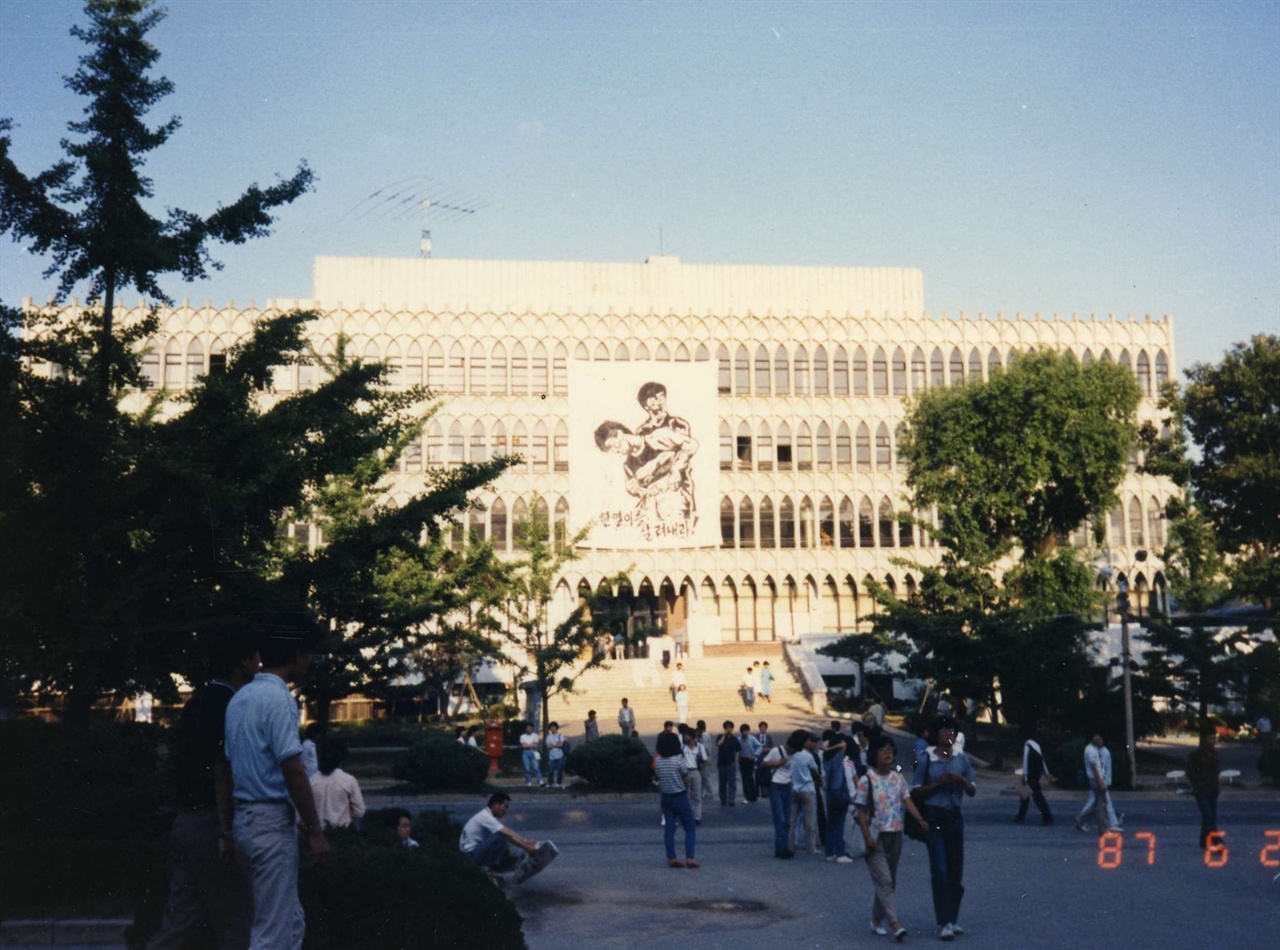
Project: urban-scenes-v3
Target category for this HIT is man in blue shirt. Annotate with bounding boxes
[225,616,328,950]
[788,732,821,853]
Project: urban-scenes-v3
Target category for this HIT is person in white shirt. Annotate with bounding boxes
[544,722,566,788]
[670,663,687,702]
[681,727,707,823]
[740,668,756,711]
[519,723,545,788]
[460,793,539,870]
[1074,734,1121,833]
[308,738,366,829]
[617,699,636,738]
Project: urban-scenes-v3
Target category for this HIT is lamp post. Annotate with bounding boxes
[1116,577,1137,788]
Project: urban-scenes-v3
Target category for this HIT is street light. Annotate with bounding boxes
[1116,548,1146,790]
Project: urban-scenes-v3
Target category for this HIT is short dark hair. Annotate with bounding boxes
[548,722,559,730]
[488,792,511,808]
[254,612,321,668]
[785,729,810,752]
[869,734,897,759]
[696,720,707,730]
[594,420,630,450]
[723,720,735,730]
[208,623,258,679]
[931,715,958,734]
[637,381,667,406]
[656,731,682,756]
[317,737,347,775]
[385,807,412,829]
[739,723,751,732]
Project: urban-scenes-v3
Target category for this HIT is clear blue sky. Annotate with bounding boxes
[2,0,1276,373]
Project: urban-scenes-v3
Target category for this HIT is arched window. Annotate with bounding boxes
[141,343,161,389]
[511,421,528,471]
[530,343,548,395]
[855,422,871,470]
[895,423,908,470]
[490,498,508,551]
[717,345,731,394]
[875,423,892,470]
[512,497,529,550]
[838,497,855,548]
[448,421,465,465]
[384,342,403,389]
[950,347,964,384]
[468,504,487,545]
[988,347,1003,375]
[910,347,926,392]
[491,421,508,458]
[552,343,568,395]
[533,496,549,532]
[794,346,810,395]
[635,342,650,360]
[426,420,444,466]
[594,342,610,361]
[759,497,776,548]
[427,341,445,391]
[776,423,793,471]
[859,497,875,547]
[852,346,869,395]
[1109,506,1126,547]
[185,339,204,386]
[553,497,569,548]
[930,348,945,388]
[1100,348,1112,363]
[398,436,422,473]
[1155,351,1169,388]
[164,338,183,389]
[780,496,796,548]
[1129,496,1145,547]
[1008,348,1019,369]
[757,421,774,471]
[755,345,771,394]
[739,497,755,548]
[1081,348,1094,367]
[879,497,896,548]
[832,346,849,395]
[655,343,670,361]
[796,422,813,471]
[969,348,982,381]
[614,342,630,361]
[1136,351,1151,397]
[1119,350,1132,375]
[470,342,488,395]
[899,507,915,547]
[813,346,829,395]
[447,343,465,393]
[836,422,852,470]
[735,345,750,394]
[554,420,568,472]
[736,421,753,470]
[1148,497,1164,548]
[774,345,790,395]
[816,422,832,470]
[721,497,736,548]
[403,341,423,388]
[819,496,835,548]
[470,421,488,462]
[719,421,734,471]
[872,347,889,395]
[891,347,907,395]
[531,420,549,472]
[510,342,527,394]
[799,497,815,548]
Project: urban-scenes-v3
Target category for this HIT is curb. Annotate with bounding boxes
[0,919,129,947]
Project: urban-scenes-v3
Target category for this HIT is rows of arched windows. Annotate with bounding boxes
[392,419,570,474]
[717,494,928,550]
[1067,495,1167,550]
[137,334,1171,399]
[720,419,905,472]
[444,495,572,553]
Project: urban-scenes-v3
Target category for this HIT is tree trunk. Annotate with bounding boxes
[313,695,332,727]
[63,685,96,729]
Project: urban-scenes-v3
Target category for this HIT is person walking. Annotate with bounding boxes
[147,626,258,950]
[681,728,707,824]
[583,710,600,743]
[715,720,740,806]
[857,735,929,942]
[759,661,774,704]
[308,738,366,830]
[617,699,636,738]
[1074,734,1121,834]
[545,722,566,788]
[738,723,760,803]
[1185,731,1221,848]
[789,731,821,854]
[761,735,795,858]
[224,617,330,950]
[656,731,699,868]
[519,722,545,788]
[670,662,687,702]
[1012,728,1055,825]
[912,715,977,941]
[822,730,853,863]
[675,684,690,725]
[740,668,756,711]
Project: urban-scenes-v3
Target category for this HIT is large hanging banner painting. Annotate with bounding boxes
[568,360,719,549]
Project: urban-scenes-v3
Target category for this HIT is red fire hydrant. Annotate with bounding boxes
[484,721,504,775]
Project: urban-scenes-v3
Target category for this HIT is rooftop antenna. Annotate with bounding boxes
[338,176,485,257]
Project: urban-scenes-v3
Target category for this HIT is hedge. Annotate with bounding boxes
[564,734,652,790]
[393,737,490,791]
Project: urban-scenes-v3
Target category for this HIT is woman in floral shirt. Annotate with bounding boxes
[854,735,929,942]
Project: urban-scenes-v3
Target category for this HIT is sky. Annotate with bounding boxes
[1,0,1276,373]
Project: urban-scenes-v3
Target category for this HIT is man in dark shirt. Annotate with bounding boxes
[148,625,259,950]
[1186,732,1221,849]
[716,720,741,806]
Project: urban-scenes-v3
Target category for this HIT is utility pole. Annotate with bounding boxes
[1117,577,1137,789]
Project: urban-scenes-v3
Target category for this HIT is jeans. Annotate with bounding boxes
[1015,776,1052,822]
[1076,787,1119,830]
[661,791,697,860]
[824,796,849,857]
[464,831,516,870]
[522,749,543,785]
[233,803,304,950]
[769,783,793,855]
[790,789,818,852]
[739,759,758,802]
[548,755,564,786]
[1194,793,1219,848]
[147,807,252,950]
[923,806,965,927]
[718,761,738,805]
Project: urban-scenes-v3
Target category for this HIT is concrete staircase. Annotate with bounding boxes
[547,648,811,740]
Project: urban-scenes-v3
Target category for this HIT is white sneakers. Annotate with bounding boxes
[939,923,955,940]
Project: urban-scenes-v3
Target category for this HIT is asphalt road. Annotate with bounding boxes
[425,792,1280,950]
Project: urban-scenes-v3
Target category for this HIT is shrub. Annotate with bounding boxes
[564,734,652,790]
[393,737,490,791]
[299,829,525,950]
[323,720,430,747]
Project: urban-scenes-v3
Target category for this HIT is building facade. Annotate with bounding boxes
[82,254,1175,655]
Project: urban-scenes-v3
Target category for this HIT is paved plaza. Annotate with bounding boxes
[446,792,1280,950]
